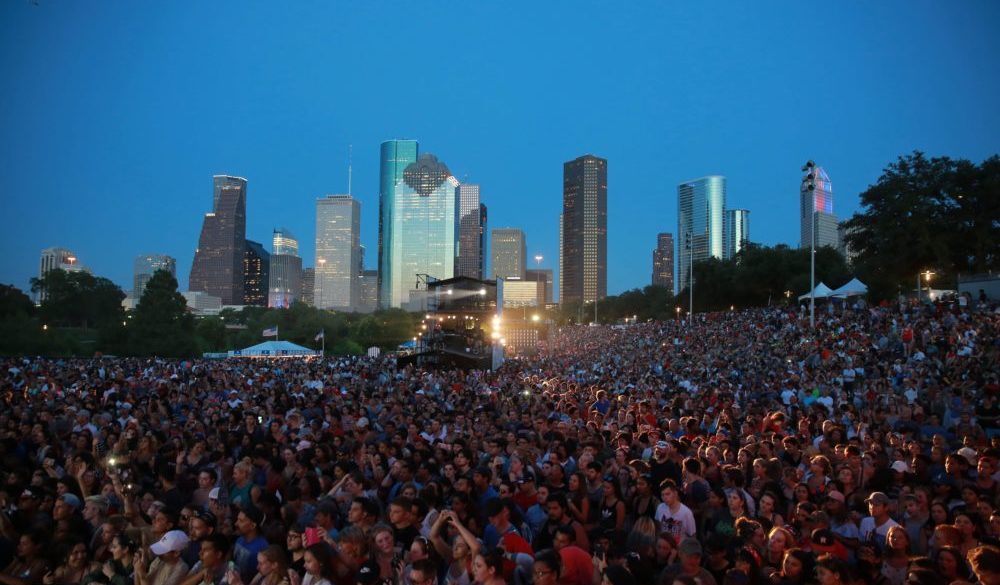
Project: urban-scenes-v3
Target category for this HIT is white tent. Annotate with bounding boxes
[831,278,868,298]
[799,282,834,301]
[228,340,319,358]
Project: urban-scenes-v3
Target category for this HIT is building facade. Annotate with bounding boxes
[561,154,607,305]
[133,254,177,301]
[268,228,302,308]
[315,195,361,310]
[526,268,554,305]
[456,184,485,279]
[378,139,420,309]
[800,165,840,249]
[190,175,247,305]
[652,233,674,291]
[384,153,459,309]
[491,228,527,280]
[300,267,315,306]
[724,209,750,260]
[502,278,544,307]
[243,241,269,306]
[677,176,726,291]
[358,269,378,313]
[38,247,87,302]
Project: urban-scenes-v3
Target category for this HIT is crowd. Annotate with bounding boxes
[1,296,999,585]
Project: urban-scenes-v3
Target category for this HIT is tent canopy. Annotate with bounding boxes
[799,282,834,301]
[831,278,868,298]
[228,340,319,358]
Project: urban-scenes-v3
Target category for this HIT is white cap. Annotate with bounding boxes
[890,461,910,473]
[150,530,189,555]
[356,417,369,429]
[209,487,220,500]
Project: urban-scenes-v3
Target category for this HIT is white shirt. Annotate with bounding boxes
[859,515,900,549]
[654,501,697,540]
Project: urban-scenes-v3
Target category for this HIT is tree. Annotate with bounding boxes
[30,269,125,329]
[0,284,34,318]
[130,270,198,357]
[844,151,1000,299]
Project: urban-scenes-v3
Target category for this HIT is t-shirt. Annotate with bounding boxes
[654,502,697,540]
[859,516,900,550]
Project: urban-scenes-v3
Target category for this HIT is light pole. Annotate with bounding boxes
[921,270,935,302]
[803,160,817,329]
[686,231,693,325]
[317,258,326,309]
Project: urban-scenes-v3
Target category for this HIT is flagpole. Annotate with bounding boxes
[322,331,325,356]
[276,326,279,342]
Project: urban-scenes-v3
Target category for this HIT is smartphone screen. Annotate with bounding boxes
[305,527,321,546]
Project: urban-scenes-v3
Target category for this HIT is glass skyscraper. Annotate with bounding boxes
[190,175,246,305]
[378,139,419,309]
[491,228,527,280]
[385,153,459,309]
[456,184,485,279]
[315,195,361,310]
[724,209,750,260]
[561,154,607,305]
[677,175,726,291]
[800,165,839,249]
[268,228,302,308]
[652,233,674,292]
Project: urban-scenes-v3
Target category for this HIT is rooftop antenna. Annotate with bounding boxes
[348,144,353,196]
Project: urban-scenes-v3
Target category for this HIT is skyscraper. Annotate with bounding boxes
[378,139,419,309]
[677,176,726,291]
[38,247,86,302]
[478,204,488,280]
[315,195,361,311]
[134,254,176,300]
[300,267,315,306]
[724,209,750,260]
[652,233,674,291]
[800,164,840,249]
[561,154,607,305]
[190,175,247,305]
[268,228,302,308]
[456,184,485,279]
[358,269,378,313]
[243,241,269,306]
[491,228,527,280]
[384,153,460,309]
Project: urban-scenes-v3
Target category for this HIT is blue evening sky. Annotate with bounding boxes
[2,1,998,298]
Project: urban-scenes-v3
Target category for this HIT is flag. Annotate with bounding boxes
[315,330,325,342]
[262,327,278,337]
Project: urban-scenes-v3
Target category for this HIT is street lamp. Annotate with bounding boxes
[920,270,935,301]
[531,314,540,322]
[675,306,680,320]
[686,231,693,325]
[802,160,817,329]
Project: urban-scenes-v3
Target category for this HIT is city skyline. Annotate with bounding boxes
[2,3,998,299]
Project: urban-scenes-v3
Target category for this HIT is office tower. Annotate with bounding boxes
[677,176,726,291]
[190,175,247,305]
[800,164,840,249]
[243,241,269,306]
[652,233,674,291]
[268,228,302,308]
[491,228,527,280]
[301,268,315,306]
[358,269,378,313]
[378,139,419,308]
[384,152,460,309]
[561,154,607,305]
[134,254,177,300]
[38,247,86,302]
[724,209,751,260]
[478,204,488,279]
[502,278,544,307]
[315,195,361,310]
[526,268,554,305]
[456,184,484,279]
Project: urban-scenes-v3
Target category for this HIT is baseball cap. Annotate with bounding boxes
[356,417,369,429]
[150,530,190,555]
[826,490,846,503]
[655,440,669,450]
[678,537,703,556]
[60,493,82,510]
[890,461,910,474]
[208,487,221,500]
[865,491,890,505]
[85,495,110,511]
[957,447,978,465]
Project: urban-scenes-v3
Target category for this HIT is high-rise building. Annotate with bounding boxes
[301,267,315,306]
[358,269,378,313]
[314,195,361,310]
[724,209,751,260]
[38,247,86,302]
[268,228,302,308]
[133,254,176,300]
[243,241,269,306]
[378,139,419,309]
[526,269,554,305]
[383,152,460,309]
[455,184,484,279]
[190,175,247,305]
[652,233,674,291]
[491,228,527,280]
[561,154,607,305]
[502,278,544,307]
[677,176,726,291]
[800,165,840,249]
[479,204,488,280]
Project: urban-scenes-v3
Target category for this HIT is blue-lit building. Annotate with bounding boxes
[724,209,750,260]
[381,149,460,309]
[378,139,420,309]
[677,176,726,291]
